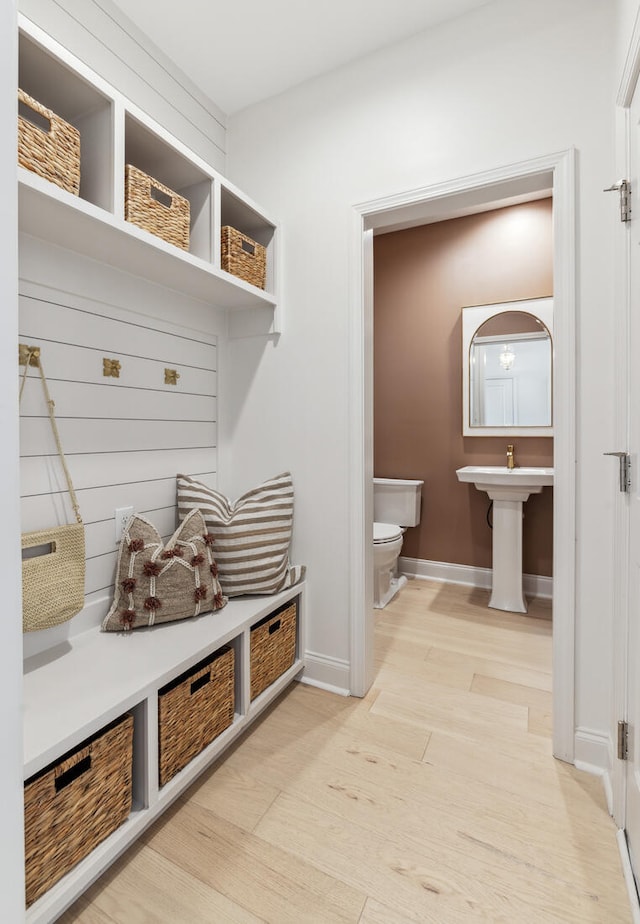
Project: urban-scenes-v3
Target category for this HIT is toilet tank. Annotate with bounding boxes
[373,477,424,527]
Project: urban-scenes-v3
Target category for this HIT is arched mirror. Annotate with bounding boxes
[462,297,553,436]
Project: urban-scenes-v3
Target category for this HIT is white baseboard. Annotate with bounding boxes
[574,727,612,779]
[399,556,553,599]
[301,650,351,696]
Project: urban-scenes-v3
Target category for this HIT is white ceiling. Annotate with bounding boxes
[110,0,493,116]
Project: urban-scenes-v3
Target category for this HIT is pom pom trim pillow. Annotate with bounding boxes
[177,472,305,597]
[103,508,227,631]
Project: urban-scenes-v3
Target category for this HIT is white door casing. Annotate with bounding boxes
[350,151,576,763]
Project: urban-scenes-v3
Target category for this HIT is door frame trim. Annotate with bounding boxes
[349,150,577,762]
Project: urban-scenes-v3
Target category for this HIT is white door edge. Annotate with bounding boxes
[618,829,640,923]
[611,9,640,830]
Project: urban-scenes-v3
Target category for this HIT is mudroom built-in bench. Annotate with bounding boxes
[23,583,306,923]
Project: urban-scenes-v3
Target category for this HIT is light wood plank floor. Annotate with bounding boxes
[61,579,632,923]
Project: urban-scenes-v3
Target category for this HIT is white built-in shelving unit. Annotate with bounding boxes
[18,15,280,334]
[18,13,301,922]
[23,584,306,924]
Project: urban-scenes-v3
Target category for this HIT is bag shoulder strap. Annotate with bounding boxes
[19,348,82,525]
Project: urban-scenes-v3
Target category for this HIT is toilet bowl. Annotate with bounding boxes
[373,522,405,608]
[373,478,424,609]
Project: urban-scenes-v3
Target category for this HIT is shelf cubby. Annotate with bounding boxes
[220,184,277,295]
[18,14,281,332]
[19,29,114,213]
[124,112,213,262]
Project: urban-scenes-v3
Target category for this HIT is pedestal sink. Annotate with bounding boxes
[455,466,554,613]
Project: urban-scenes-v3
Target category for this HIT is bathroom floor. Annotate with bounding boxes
[61,579,630,923]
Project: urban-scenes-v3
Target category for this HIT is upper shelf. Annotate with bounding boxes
[17,15,280,328]
[19,169,277,310]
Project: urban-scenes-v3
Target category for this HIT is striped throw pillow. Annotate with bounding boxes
[176,472,305,597]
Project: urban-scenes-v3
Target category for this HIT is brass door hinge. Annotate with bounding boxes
[618,720,629,761]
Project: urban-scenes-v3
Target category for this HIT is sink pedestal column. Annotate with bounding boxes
[455,467,553,615]
[486,487,535,613]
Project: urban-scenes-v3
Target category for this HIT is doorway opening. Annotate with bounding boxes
[349,151,576,761]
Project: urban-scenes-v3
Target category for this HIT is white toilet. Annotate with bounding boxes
[373,477,424,609]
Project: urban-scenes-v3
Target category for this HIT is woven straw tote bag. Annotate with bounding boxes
[20,348,85,632]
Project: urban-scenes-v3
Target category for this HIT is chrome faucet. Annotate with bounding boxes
[506,444,515,470]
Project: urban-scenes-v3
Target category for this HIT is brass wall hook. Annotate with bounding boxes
[103,358,121,378]
[164,368,180,386]
[19,344,40,367]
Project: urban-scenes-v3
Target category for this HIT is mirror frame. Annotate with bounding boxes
[462,296,553,437]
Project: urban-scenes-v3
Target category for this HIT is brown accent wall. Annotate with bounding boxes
[373,199,553,577]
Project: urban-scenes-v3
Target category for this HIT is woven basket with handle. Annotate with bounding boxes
[24,713,133,907]
[221,225,266,289]
[125,164,190,251]
[158,645,235,786]
[250,600,297,700]
[18,88,80,196]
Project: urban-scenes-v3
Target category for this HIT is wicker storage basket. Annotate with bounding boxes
[125,164,190,251]
[221,225,266,289]
[158,645,234,786]
[18,88,81,196]
[24,713,133,907]
[250,599,297,701]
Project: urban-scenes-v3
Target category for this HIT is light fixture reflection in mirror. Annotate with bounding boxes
[462,297,553,437]
[499,344,515,371]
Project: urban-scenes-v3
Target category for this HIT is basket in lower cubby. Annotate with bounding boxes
[250,598,298,701]
[24,712,134,908]
[158,644,235,787]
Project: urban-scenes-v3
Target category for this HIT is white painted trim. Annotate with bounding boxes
[574,729,613,815]
[618,8,640,108]
[602,769,615,819]
[549,148,577,764]
[574,727,612,777]
[360,153,558,229]
[398,557,553,600]
[299,676,350,697]
[618,829,640,923]
[302,650,351,696]
[351,150,576,764]
[348,220,374,697]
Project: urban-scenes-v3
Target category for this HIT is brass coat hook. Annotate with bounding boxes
[103,358,121,378]
[164,368,180,386]
[19,344,41,367]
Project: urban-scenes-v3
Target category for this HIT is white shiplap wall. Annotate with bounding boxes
[20,248,222,659]
[18,0,226,172]
[16,0,232,662]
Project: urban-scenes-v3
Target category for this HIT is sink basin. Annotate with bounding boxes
[455,465,554,613]
[456,466,554,493]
